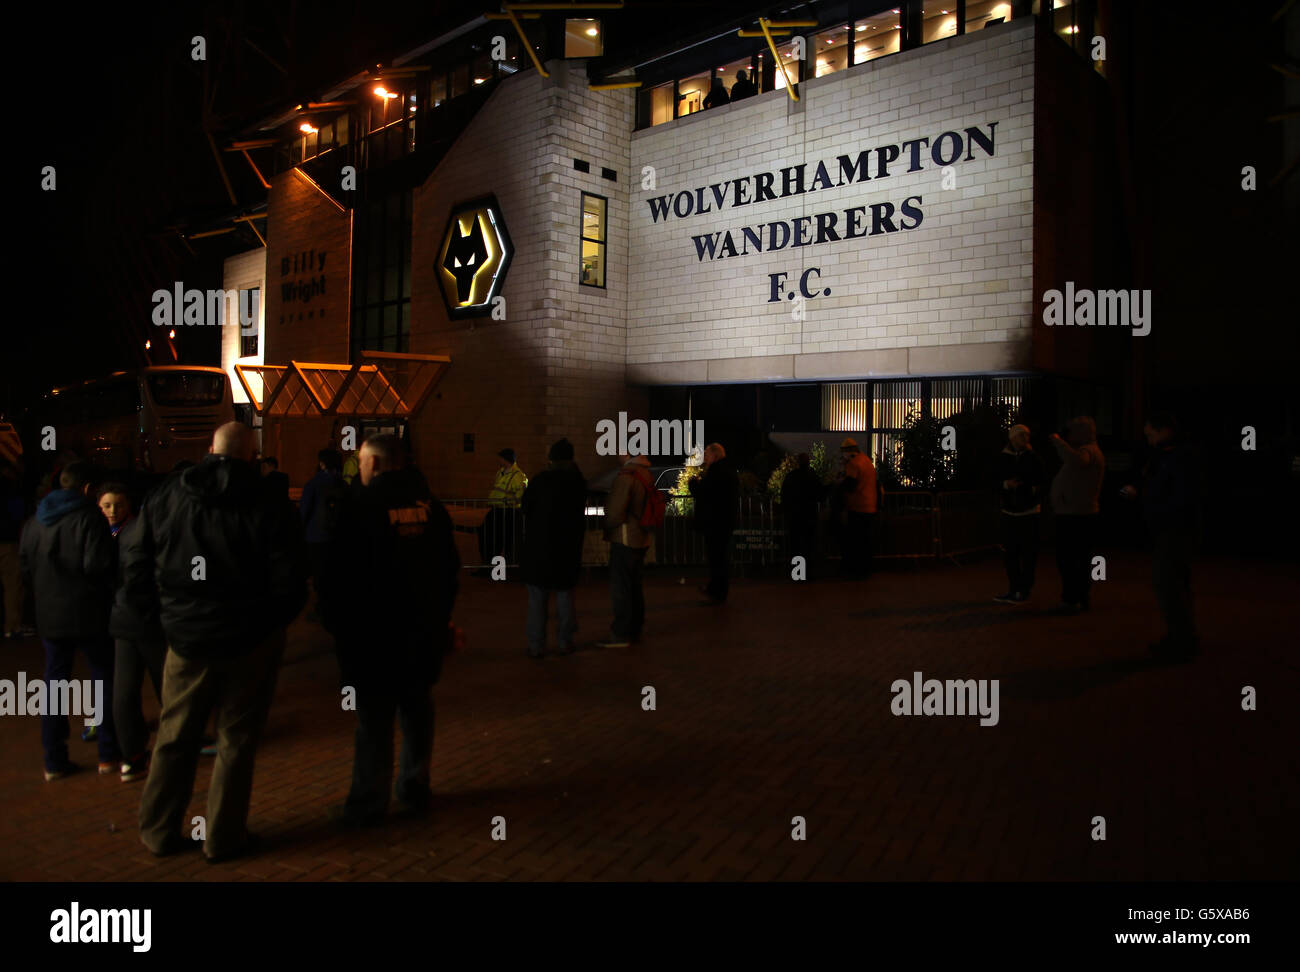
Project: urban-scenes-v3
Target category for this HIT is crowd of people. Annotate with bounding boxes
[0,408,1200,860]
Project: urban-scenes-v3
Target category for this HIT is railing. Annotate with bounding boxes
[441,490,1001,569]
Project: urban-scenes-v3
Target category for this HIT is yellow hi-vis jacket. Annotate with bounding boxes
[489,463,528,508]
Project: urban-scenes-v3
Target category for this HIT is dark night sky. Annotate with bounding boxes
[11,1,1297,421]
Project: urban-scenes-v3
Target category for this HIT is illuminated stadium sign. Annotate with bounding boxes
[437,196,513,319]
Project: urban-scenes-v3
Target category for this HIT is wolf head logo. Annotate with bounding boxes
[443,216,490,304]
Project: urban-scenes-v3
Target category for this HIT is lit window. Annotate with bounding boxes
[647,81,674,126]
[565,18,602,57]
[717,56,757,101]
[769,42,800,91]
[580,193,606,288]
[921,1,960,44]
[812,24,849,78]
[966,0,1016,31]
[822,382,869,431]
[854,9,902,63]
[677,72,709,115]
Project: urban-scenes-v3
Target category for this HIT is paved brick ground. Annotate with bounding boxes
[1,551,1296,881]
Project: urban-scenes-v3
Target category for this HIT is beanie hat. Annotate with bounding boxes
[497,448,516,464]
[840,437,859,451]
[548,438,574,461]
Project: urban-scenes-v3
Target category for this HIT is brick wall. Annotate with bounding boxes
[259,168,353,485]
[627,21,1036,383]
[409,61,643,498]
[220,248,266,404]
[264,168,352,365]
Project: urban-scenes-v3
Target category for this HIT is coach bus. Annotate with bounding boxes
[38,366,235,474]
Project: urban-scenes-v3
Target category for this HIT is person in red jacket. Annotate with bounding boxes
[838,438,878,578]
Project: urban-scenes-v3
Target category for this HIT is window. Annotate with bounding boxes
[853,9,903,64]
[351,190,412,357]
[677,71,709,116]
[872,380,923,482]
[967,0,1016,32]
[812,24,851,78]
[931,378,986,422]
[97,378,143,418]
[821,382,869,432]
[450,63,469,100]
[580,193,606,288]
[645,81,675,126]
[565,18,602,57]
[147,372,226,407]
[240,287,260,358]
[716,55,756,101]
[922,2,960,43]
[769,40,802,91]
[471,50,494,88]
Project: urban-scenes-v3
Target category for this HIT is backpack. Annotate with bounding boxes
[629,468,666,529]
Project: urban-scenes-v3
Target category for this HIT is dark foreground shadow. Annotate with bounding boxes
[998,655,1165,702]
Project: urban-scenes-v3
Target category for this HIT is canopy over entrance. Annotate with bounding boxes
[233,351,449,417]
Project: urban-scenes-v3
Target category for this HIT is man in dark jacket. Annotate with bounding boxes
[259,456,291,507]
[299,447,346,614]
[781,453,823,577]
[318,433,459,826]
[689,443,740,605]
[521,438,586,658]
[1122,412,1201,661]
[128,422,306,862]
[703,77,730,109]
[730,68,757,101]
[994,424,1046,604]
[19,461,120,780]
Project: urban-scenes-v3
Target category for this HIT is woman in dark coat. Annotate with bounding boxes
[521,439,587,658]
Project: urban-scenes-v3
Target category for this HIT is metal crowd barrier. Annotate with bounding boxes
[440,490,1001,570]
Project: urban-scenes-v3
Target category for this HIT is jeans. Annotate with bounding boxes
[1000,513,1040,596]
[1152,528,1197,644]
[608,543,647,640]
[41,637,119,771]
[113,635,166,761]
[346,680,435,817]
[526,585,577,654]
[703,530,733,601]
[1054,513,1097,607]
[139,629,285,859]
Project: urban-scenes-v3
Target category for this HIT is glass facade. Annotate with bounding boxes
[351,190,412,358]
[635,0,1049,130]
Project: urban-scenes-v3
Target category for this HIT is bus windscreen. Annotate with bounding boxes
[148,372,226,407]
